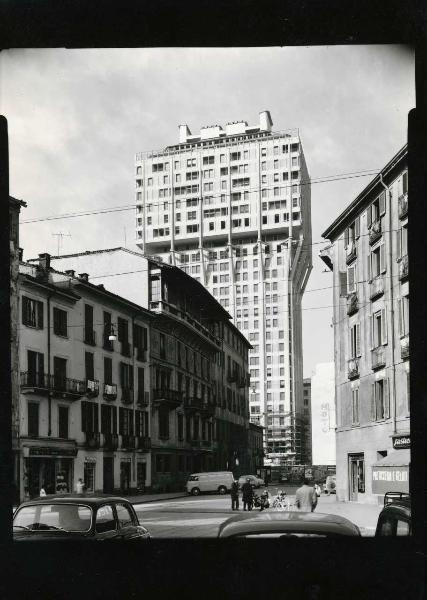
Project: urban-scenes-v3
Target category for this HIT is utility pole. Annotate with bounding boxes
[52,232,71,256]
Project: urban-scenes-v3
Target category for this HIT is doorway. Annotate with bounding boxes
[120,461,131,494]
[348,453,365,501]
[103,457,114,493]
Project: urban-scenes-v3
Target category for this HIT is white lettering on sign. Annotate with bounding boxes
[372,469,408,482]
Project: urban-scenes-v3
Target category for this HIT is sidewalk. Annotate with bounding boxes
[128,491,188,505]
[315,495,382,536]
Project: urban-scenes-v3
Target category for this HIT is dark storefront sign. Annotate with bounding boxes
[372,466,409,494]
[29,447,77,457]
[392,435,410,450]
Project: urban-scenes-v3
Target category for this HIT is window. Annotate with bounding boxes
[398,296,409,337]
[371,379,390,421]
[120,362,134,391]
[367,191,386,226]
[81,401,99,433]
[27,350,44,386]
[371,309,387,348]
[116,503,134,528]
[187,224,199,233]
[351,389,359,425]
[85,352,94,382]
[96,505,116,533]
[370,244,386,279]
[104,357,113,385]
[349,323,361,358]
[178,413,184,440]
[187,158,196,167]
[22,296,43,329]
[28,402,39,437]
[53,356,67,390]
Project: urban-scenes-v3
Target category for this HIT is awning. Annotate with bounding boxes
[371,449,410,495]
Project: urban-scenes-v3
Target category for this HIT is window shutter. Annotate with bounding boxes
[381,308,388,345]
[396,229,401,259]
[113,407,117,434]
[81,402,87,432]
[398,299,403,337]
[356,323,361,357]
[367,206,372,228]
[129,365,134,389]
[119,407,124,435]
[344,228,349,248]
[355,217,360,238]
[37,301,44,329]
[22,297,27,325]
[371,383,376,421]
[384,378,390,419]
[367,253,371,282]
[120,362,125,386]
[94,404,99,433]
[380,244,386,273]
[379,191,386,216]
[129,410,134,435]
[339,271,347,297]
[402,171,408,194]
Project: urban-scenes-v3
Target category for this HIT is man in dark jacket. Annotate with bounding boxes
[231,480,239,510]
[241,478,254,511]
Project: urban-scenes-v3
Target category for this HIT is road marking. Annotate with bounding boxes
[135,498,226,510]
[141,517,225,526]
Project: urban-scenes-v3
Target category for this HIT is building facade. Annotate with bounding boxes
[44,248,252,490]
[19,254,152,501]
[302,378,312,464]
[134,111,312,465]
[321,145,409,504]
[310,362,336,467]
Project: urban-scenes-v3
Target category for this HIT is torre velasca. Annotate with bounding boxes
[135,111,312,465]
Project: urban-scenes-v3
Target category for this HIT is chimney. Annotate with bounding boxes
[18,248,23,262]
[97,284,105,290]
[38,253,51,271]
[65,269,75,278]
[259,110,273,132]
[179,124,191,144]
[78,273,89,282]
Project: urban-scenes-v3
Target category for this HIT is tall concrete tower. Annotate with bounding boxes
[135,111,312,464]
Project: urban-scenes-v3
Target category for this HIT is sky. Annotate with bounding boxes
[0,46,414,377]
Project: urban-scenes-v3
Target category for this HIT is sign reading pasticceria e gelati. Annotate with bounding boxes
[372,466,409,494]
[392,435,410,450]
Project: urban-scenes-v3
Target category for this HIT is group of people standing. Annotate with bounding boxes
[230,477,318,512]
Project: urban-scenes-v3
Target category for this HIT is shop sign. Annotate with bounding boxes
[372,466,409,494]
[29,447,77,457]
[392,435,410,450]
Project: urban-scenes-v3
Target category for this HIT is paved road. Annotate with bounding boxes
[134,488,381,538]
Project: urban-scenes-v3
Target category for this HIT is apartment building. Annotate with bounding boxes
[321,145,409,504]
[134,111,312,465]
[19,254,152,501]
[45,248,252,490]
[302,378,312,464]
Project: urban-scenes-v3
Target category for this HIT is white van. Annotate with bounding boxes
[186,471,235,496]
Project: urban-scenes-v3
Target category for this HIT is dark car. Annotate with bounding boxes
[13,494,150,541]
[218,511,361,538]
[238,475,265,489]
[375,492,411,537]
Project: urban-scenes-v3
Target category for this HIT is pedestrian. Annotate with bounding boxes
[241,477,254,511]
[295,478,318,512]
[264,472,269,488]
[231,479,239,511]
[39,484,47,497]
[76,478,85,494]
[260,488,270,511]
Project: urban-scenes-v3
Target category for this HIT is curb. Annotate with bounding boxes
[131,494,188,505]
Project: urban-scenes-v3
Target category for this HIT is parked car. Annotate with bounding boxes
[218,511,361,538]
[186,471,235,496]
[13,495,151,541]
[375,492,411,536]
[238,474,265,489]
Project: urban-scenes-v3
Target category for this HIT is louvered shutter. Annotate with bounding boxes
[339,271,347,297]
[356,324,361,357]
[129,365,134,389]
[37,301,44,329]
[380,243,386,273]
[81,401,87,432]
[396,229,401,258]
[120,362,125,386]
[344,228,349,248]
[384,379,390,419]
[129,410,134,435]
[119,407,124,435]
[402,171,408,194]
[355,216,360,238]
[369,315,374,349]
[371,383,376,421]
[381,308,388,345]
[379,191,386,216]
[398,299,403,336]
[113,407,117,434]
[367,206,372,228]
[94,403,99,433]
[367,253,371,281]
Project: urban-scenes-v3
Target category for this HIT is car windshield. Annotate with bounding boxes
[14,504,92,532]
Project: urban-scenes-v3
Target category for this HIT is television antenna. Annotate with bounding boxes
[52,232,71,255]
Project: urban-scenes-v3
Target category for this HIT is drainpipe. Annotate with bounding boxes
[47,293,52,437]
[379,173,397,434]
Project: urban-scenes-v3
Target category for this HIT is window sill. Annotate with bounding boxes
[54,333,69,339]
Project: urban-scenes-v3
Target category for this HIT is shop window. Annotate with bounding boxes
[84,462,95,493]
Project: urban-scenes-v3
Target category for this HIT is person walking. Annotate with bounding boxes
[75,478,85,494]
[39,484,47,497]
[295,478,318,512]
[241,478,254,511]
[231,479,240,511]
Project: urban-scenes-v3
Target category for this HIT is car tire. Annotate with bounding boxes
[191,487,201,496]
[218,486,227,495]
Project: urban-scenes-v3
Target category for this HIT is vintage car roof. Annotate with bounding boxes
[218,511,361,537]
[16,494,131,509]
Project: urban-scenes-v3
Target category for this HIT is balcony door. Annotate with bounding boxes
[103,457,114,493]
[28,350,44,387]
[53,357,67,390]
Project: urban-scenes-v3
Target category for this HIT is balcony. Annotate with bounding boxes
[121,341,131,358]
[103,433,119,451]
[121,434,136,450]
[136,436,151,451]
[86,379,99,398]
[370,275,384,301]
[400,334,409,359]
[121,387,134,405]
[398,255,408,281]
[238,376,247,388]
[371,346,386,370]
[103,383,118,401]
[84,432,100,450]
[346,292,358,316]
[51,376,86,400]
[137,390,150,407]
[190,438,201,448]
[103,336,114,352]
[227,370,238,383]
[398,193,408,219]
[346,241,357,264]
[153,388,183,409]
[84,328,96,346]
[20,371,50,395]
[347,358,360,380]
[369,219,382,245]
[135,347,147,362]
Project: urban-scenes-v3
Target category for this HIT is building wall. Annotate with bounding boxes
[135,113,312,464]
[310,363,336,466]
[325,148,409,504]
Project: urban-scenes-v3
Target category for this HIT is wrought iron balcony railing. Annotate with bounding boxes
[86,379,99,398]
[103,336,114,351]
[20,371,50,393]
[52,376,86,398]
[137,390,150,407]
[371,346,386,370]
[103,433,119,450]
[347,358,360,380]
[369,219,382,245]
[121,386,134,404]
[153,388,183,408]
[370,275,384,300]
[398,254,408,281]
[398,193,408,219]
[121,434,136,449]
[103,383,118,401]
[346,241,357,264]
[84,432,100,449]
[400,334,409,359]
[136,436,151,451]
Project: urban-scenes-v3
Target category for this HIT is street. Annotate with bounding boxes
[134,486,382,538]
